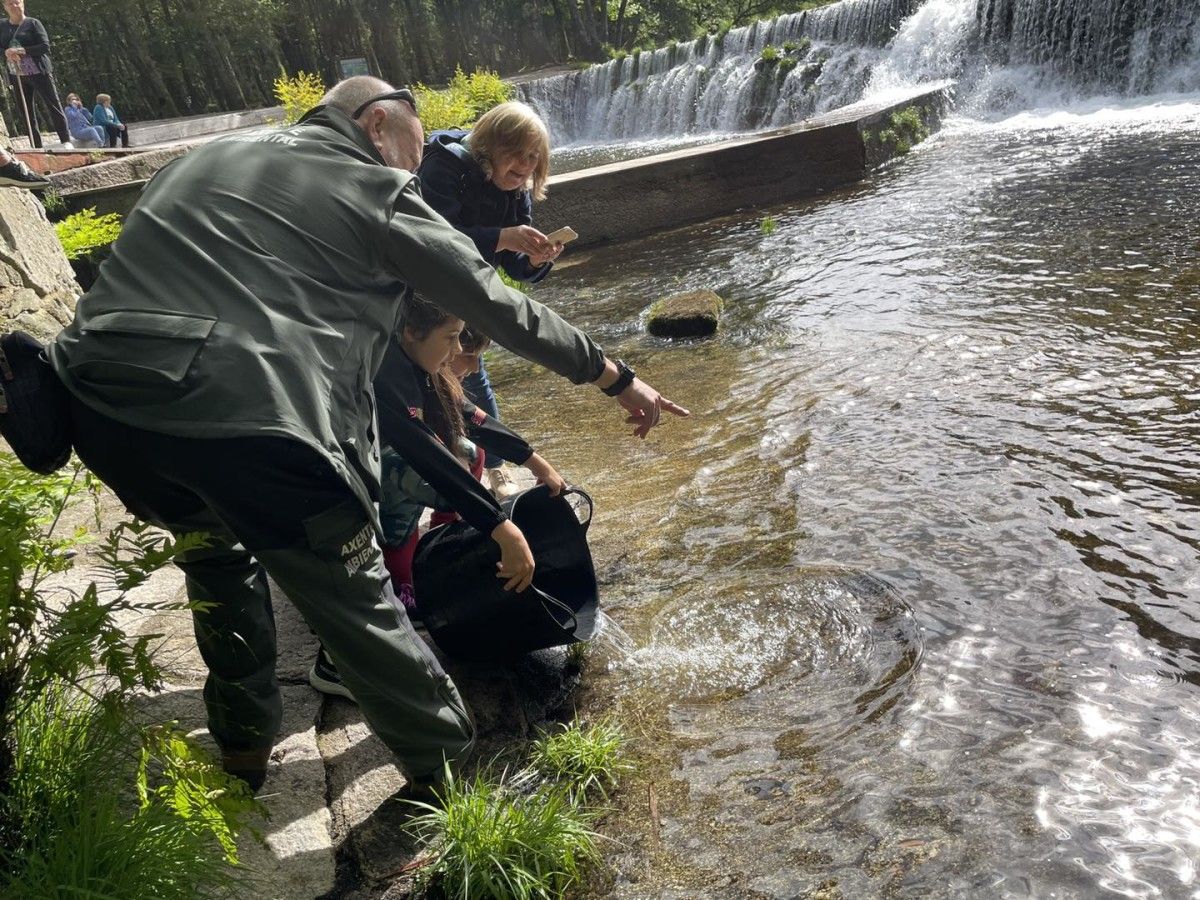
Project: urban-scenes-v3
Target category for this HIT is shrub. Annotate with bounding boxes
[760,215,778,235]
[779,56,799,73]
[529,719,631,802]
[0,456,260,898]
[408,768,601,900]
[54,207,121,260]
[414,68,512,136]
[273,70,326,126]
[760,45,779,63]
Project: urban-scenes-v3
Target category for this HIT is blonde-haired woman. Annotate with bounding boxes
[416,100,563,489]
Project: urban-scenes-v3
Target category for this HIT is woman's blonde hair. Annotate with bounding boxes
[96,93,111,104]
[469,101,551,201]
[65,92,80,103]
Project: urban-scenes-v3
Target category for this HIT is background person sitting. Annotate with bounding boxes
[63,92,105,147]
[92,92,129,147]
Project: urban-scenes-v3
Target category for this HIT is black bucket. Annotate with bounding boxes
[413,485,599,660]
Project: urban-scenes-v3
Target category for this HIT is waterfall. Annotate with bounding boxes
[519,0,1200,146]
[519,0,919,144]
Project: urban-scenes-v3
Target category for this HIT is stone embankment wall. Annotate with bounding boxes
[0,121,80,338]
[538,83,951,247]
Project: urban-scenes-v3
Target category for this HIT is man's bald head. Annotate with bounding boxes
[321,76,424,172]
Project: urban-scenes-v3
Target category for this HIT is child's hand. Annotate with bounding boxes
[492,520,535,592]
[524,452,566,496]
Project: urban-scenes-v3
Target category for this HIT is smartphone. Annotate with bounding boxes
[543,226,579,245]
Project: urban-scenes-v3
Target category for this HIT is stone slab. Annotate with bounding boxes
[136,682,335,899]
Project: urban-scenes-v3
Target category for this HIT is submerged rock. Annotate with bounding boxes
[646,289,723,338]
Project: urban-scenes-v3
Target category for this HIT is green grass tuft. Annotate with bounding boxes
[760,215,778,236]
[529,719,632,802]
[408,768,601,900]
[760,45,779,63]
[2,687,254,899]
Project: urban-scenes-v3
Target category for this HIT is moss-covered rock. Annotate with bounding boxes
[646,289,723,338]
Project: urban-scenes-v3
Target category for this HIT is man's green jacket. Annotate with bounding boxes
[49,106,605,523]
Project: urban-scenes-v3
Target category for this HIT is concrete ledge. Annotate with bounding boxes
[127,106,284,145]
[540,82,952,247]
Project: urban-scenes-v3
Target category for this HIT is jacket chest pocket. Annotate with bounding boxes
[65,309,216,404]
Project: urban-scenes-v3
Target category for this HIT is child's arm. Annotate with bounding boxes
[463,402,567,496]
[522,452,566,496]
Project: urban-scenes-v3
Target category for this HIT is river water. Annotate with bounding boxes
[490,95,1200,897]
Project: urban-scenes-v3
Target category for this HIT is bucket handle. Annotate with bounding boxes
[563,487,593,532]
[532,585,578,635]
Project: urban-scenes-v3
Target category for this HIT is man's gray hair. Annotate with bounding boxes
[321,76,411,121]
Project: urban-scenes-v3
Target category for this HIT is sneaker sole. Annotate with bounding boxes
[308,664,358,702]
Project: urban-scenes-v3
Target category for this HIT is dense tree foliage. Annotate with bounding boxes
[0,0,835,127]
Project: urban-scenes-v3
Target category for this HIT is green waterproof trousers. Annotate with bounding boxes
[69,396,474,780]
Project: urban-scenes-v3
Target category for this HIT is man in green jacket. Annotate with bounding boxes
[49,76,687,793]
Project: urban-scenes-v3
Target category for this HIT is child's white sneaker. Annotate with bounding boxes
[486,465,522,500]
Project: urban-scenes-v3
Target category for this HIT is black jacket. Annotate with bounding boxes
[0,17,53,74]
[417,129,551,285]
[374,340,534,535]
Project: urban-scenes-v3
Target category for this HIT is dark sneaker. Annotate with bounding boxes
[220,744,272,793]
[0,158,49,190]
[308,646,357,702]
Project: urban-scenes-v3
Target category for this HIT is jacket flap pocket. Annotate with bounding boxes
[66,310,217,397]
[83,310,217,341]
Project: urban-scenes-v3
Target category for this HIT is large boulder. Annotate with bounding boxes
[646,289,723,338]
[0,121,79,339]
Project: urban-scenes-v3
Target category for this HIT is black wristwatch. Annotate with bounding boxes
[601,358,636,397]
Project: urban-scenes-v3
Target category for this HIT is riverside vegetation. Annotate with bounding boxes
[0,456,260,899]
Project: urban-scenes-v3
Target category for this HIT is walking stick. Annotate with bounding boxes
[11,68,35,150]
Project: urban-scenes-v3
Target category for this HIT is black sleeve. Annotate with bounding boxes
[417,153,500,261]
[497,189,551,282]
[461,400,533,464]
[23,19,50,56]
[374,357,507,536]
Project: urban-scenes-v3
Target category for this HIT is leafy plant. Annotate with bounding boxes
[760,45,779,62]
[529,719,632,801]
[414,68,512,136]
[2,687,256,898]
[867,107,930,158]
[39,186,66,222]
[760,215,778,235]
[54,207,121,261]
[273,70,326,126]
[408,767,601,900]
[784,37,812,56]
[779,56,799,73]
[0,455,259,898]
